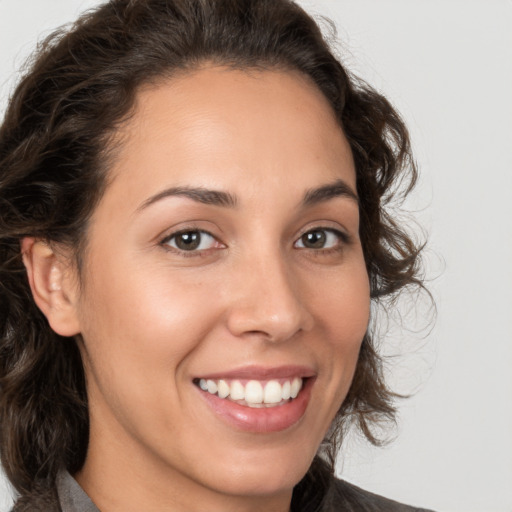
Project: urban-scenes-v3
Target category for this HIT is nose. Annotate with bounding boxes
[225,253,314,343]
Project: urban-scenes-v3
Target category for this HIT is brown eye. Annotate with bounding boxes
[164,230,217,252]
[294,228,345,250]
[301,230,326,249]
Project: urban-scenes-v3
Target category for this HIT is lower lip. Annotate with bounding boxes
[197,378,314,433]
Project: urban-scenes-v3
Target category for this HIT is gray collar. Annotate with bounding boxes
[56,472,100,512]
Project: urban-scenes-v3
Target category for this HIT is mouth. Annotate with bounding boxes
[193,367,315,433]
[194,377,304,408]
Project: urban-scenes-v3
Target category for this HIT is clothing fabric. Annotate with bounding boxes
[55,472,433,512]
[324,478,433,512]
[11,471,433,511]
[56,472,99,512]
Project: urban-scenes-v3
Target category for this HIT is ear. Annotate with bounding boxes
[21,238,81,337]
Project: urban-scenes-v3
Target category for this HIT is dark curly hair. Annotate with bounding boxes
[0,0,424,506]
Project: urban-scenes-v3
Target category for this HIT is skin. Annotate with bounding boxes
[25,67,370,512]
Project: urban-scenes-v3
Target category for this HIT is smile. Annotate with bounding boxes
[194,366,315,432]
[197,378,303,408]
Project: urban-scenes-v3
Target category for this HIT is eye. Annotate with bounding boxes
[294,228,345,250]
[162,230,220,252]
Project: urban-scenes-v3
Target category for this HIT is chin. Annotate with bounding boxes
[198,445,314,498]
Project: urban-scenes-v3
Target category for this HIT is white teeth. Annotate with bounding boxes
[290,377,301,399]
[245,380,263,404]
[230,380,245,400]
[217,379,230,399]
[263,380,283,404]
[198,377,304,406]
[248,402,265,408]
[282,380,291,400]
[206,379,218,394]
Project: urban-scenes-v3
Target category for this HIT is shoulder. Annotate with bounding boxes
[326,477,435,512]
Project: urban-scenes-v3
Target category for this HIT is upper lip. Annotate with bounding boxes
[195,365,316,381]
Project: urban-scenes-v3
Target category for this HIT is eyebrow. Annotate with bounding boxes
[137,178,357,212]
[137,186,238,211]
[302,179,358,206]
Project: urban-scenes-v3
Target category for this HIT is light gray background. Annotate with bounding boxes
[1,1,511,511]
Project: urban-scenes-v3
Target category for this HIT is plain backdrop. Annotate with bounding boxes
[0,1,511,511]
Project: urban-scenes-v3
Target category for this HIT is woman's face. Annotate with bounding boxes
[71,67,370,509]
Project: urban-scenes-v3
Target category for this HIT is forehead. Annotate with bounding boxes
[103,66,355,210]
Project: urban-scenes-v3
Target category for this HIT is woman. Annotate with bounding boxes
[0,0,429,510]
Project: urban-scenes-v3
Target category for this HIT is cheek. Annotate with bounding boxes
[312,261,370,388]
[76,255,222,402]
[80,251,218,339]
[75,264,227,451]
[314,260,370,342]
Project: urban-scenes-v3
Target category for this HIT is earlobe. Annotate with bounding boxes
[21,237,81,337]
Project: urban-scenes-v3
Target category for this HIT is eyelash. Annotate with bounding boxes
[160,228,223,257]
[294,227,349,254]
[160,227,349,257]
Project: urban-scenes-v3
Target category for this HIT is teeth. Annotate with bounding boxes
[263,380,282,404]
[230,380,245,400]
[245,381,263,403]
[206,379,218,394]
[217,379,230,399]
[290,377,301,399]
[198,377,304,406]
[282,380,291,400]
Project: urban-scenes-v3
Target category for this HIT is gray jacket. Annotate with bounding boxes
[11,471,434,511]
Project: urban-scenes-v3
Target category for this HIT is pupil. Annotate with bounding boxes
[303,231,326,248]
[176,231,200,250]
